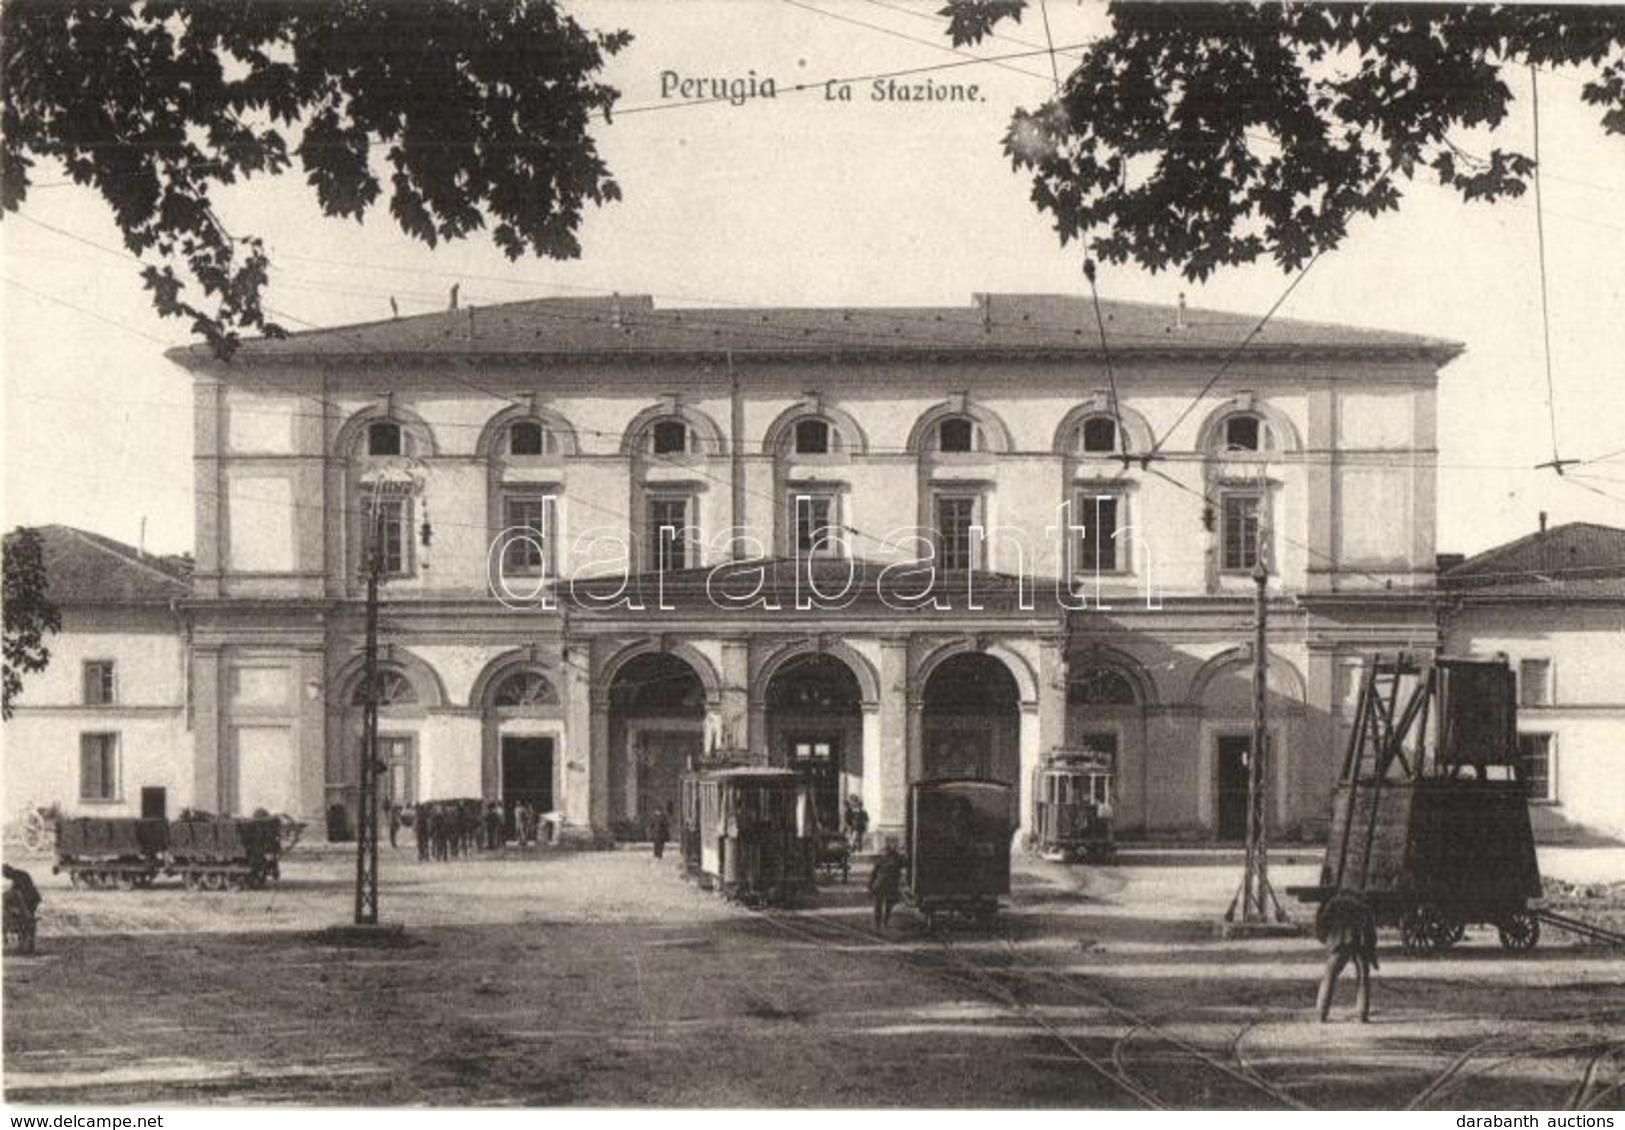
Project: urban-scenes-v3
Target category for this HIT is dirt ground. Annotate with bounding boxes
[3,841,1622,1109]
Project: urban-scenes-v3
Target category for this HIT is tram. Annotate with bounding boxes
[1032,746,1117,862]
[680,765,815,906]
[906,778,1012,927]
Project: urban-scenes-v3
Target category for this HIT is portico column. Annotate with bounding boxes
[875,637,910,845]
[192,645,224,814]
[720,637,751,753]
[1023,637,1068,841]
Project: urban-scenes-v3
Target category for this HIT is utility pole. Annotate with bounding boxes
[1226,544,1289,926]
[354,496,385,926]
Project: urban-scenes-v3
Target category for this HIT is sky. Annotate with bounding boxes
[3,0,1624,559]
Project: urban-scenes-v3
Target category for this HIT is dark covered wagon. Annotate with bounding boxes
[906,778,1012,928]
[1292,656,1543,953]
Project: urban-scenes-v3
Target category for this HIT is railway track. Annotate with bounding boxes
[1403,1011,1625,1111]
[756,905,1309,1110]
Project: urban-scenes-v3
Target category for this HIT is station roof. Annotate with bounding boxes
[165,293,1463,368]
[1441,522,1625,600]
[19,525,192,605]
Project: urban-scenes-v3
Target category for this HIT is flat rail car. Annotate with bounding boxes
[52,817,167,889]
[168,815,283,889]
[906,778,1012,927]
[683,766,814,906]
[53,814,283,891]
[1032,748,1116,862]
[1289,656,1543,953]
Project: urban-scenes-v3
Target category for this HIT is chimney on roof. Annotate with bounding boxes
[138,516,147,559]
[1539,510,1548,533]
[1176,292,1187,330]
[610,292,623,329]
[976,293,991,332]
[448,284,460,312]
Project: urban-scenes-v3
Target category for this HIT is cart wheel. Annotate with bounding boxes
[21,810,49,854]
[1401,904,1450,954]
[67,870,81,889]
[1497,910,1540,952]
[182,872,200,891]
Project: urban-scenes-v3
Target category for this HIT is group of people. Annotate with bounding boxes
[403,798,552,861]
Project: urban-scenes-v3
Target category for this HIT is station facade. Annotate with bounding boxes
[158,293,1457,844]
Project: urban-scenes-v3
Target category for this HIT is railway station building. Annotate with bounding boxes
[151,293,1460,845]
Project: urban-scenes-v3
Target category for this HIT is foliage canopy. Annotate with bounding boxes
[943,2,1625,279]
[1,1,631,356]
[3,528,61,721]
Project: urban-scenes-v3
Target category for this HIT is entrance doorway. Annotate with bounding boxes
[1215,734,1251,840]
[636,729,699,832]
[921,652,1021,825]
[787,735,841,832]
[501,735,554,839]
[608,652,707,840]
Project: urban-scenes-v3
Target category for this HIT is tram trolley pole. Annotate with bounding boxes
[1223,543,1294,933]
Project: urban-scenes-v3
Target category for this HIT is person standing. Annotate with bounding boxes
[485,801,504,851]
[1315,889,1379,1023]
[388,804,402,850]
[650,804,672,861]
[415,805,430,861]
[845,795,870,854]
[868,844,904,930]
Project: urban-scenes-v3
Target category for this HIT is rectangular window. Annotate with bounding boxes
[83,660,115,706]
[1518,659,1552,706]
[380,736,417,807]
[648,495,694,572]
[1076,493,1124,573]
[934,494,980,572]
[793,493,840,557]
[1220,492,1263,571]
[362,489,412,577]
[502,495,555,575]
[79,733,120,802]
[368,421,402,457]
[794,419,831,455]
[1517,732,1554,801]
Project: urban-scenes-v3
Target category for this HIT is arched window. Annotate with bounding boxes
[936,416,980,454]
[492,670,558,708]
[649,419,690,455]
[1067,666,1138,706]
[1077,416,1120,454]
[793,418,832,455]
[508,420,558,457]
[351,669,418,707]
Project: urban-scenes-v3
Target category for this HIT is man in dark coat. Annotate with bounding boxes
[4,864,42,954]
[485,801,504,850]
[649,805,672,861]
[1315,889,1379,1022]
[868,844,905,929]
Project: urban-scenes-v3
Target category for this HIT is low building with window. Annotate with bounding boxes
[161,293,1463,844]
[1441,522,1625,839]
[3,527,193,825]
